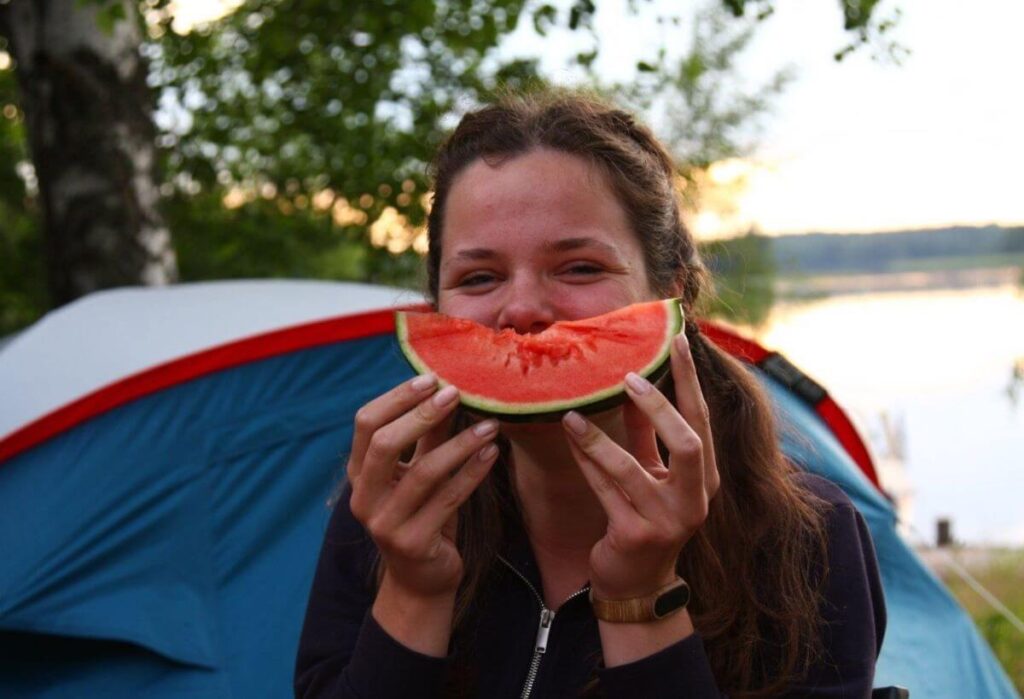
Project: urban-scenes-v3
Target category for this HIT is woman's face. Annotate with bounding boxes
[437,148,658,328]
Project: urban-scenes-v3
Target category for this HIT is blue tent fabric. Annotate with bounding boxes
[766,375,1018,697]
[1,333,409,697]
[1,327,1017,697]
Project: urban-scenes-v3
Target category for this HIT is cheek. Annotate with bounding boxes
[436,292,495,325]
[549,284,651,321]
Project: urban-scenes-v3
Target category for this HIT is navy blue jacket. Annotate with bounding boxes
[295,474,885,698]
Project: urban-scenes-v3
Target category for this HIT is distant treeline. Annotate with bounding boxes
[696,225,1024,323]
[769,225,1024,275]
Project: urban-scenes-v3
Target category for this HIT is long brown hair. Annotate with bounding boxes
[423,89,830,697]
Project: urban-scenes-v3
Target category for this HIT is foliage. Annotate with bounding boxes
[0,45,46,337]
[165,188,425,288]
[604,6,791,211]
[772,225,1024,275]
[722,0,906,62]
[698,231,776,326]
[147,0,547,279]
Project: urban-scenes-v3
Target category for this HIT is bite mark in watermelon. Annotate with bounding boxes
[395,298,683,421]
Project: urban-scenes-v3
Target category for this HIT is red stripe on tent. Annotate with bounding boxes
[2,304,881,493]
[0,305,430,464]
[699,320,770,364]
[816,398,879,489]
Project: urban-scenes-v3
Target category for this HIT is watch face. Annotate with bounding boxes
[653,582,690,618]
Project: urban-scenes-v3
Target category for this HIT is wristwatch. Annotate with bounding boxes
[589,578,691,623]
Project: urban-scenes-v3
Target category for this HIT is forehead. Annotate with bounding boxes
[441,148,639,255]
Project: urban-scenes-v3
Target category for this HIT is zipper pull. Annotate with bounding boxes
[535,608,555,654]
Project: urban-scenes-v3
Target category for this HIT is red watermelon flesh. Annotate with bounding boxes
[395,298,683,420]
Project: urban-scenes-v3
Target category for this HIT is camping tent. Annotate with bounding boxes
[0,280,1016,698]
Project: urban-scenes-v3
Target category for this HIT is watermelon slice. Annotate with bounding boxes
[395,298,683,421]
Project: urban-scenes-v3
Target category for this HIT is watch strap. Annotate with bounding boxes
[589,578,690,623]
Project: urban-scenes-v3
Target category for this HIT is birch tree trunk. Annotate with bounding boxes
[0,0,176,307]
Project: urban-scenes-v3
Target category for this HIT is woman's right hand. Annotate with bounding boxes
[348,374,500,602]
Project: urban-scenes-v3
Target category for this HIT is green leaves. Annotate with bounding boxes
[154,0,532,209]
[145,0,549,289]
[568,0,596,31]
[73,0,130,35]
[96,2,127,34]
[533,4,557,35]
[0,51,45,335]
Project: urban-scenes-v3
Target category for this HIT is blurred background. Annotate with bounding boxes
[1,0,1021,689]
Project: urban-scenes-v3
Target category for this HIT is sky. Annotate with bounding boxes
[728,0,1024,237]
[503,0,1024,237]
[170,0,1024,238]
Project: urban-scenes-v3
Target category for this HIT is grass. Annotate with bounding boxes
[937,548,1024,694]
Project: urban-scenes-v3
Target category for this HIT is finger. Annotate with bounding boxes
[411,410,455,462]
[393,462,413,483]
[372,419,499,532]
[624,371,703,491]
[565,436,635,523]
[350,374,439,477]
[670,334,719,491]
[622,399,665,476]
[669,334,710,439]
[406,441,500,540]
[562,411,657,516]
[361,384,462,492]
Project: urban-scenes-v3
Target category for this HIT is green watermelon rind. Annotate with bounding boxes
[395,299,684,422]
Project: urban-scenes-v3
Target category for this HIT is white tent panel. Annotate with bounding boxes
[0,280,423,441]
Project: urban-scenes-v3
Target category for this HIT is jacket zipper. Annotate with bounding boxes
[497,555,590,699]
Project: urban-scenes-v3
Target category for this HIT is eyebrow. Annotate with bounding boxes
[444,237,622,267]
[545,237,620,256]
[447,248,498,264]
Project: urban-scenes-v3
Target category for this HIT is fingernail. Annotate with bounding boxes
[411,374,437,391]
[477,443,499,461]
[433,385,459,407]
[473,419,498,438]
[675,333,688,352]
[624,372,651,394]
[563,410,588,435]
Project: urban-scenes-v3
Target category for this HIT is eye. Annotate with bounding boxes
[562,263,603,276]
[458,272,498,287]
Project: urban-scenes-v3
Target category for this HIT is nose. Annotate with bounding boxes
[497,281,555,334]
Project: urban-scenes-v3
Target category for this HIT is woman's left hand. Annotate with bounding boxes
[562,332,720,600]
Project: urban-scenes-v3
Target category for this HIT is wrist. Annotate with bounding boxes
[598,607,695,667]
[379,567,460,605]
[372,572,457,657]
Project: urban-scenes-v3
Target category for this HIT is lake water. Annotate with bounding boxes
[742,279,1024,545]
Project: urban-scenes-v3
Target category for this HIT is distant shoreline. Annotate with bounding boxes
[775,265,1022,298]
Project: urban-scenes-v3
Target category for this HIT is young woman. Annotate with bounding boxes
[295,90,885,698]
